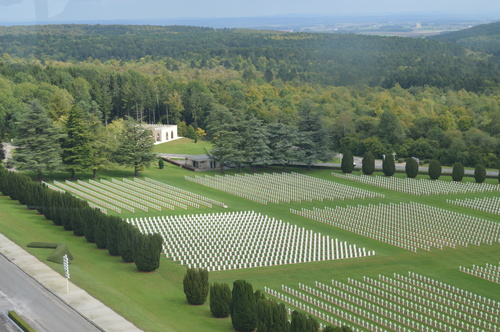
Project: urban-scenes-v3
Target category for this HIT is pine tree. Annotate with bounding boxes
[183,268,209,305]
[134,233,163,272]
[382,153,395,176]
[231,280,257,332]
[341,150,354,173]
[405,157,419,178]
[113,117,156,177]
[474,164,486,183]
[61,105,92,179]
[210,282,231,318]
[428,159,442,180]
[452,162,464,182]
[362,152,375,175]
[12,100,64,180]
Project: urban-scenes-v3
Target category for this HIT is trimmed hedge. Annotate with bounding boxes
[8,311,36,332]
[27,242,74,264]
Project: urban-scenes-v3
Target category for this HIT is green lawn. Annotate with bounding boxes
[153,138,213,155]
[1,163,499,331]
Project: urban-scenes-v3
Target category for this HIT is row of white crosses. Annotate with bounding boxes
[142,177,226,208]
[42,181,110,214]
[51,180,129,213]
[291,201,500,252]
[447,196,500,216]
[460,262,500,284]
[265,271,499,332]
[333,173,500,196]
[47,177,226,214]
[126,211,374,271]
[185,172,384,205]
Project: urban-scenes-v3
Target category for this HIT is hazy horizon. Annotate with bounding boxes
[0,0,499,25]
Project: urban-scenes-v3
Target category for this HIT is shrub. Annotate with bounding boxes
[405,157,419,178]
[209,282,231,317]
[183,268,209,305]
[134,233,163,272]
[474,164,486,183]
[231,280,257,332]
[257,299,289,332]
[428,159,442,180]
[452,162,464,182]
[362,152,375,175]
[382,153,395,176]
[158,158,165,169]
[341,150,354,174]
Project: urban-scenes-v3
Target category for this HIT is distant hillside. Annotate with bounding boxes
[0,24,499,91]
[429,21,500,56]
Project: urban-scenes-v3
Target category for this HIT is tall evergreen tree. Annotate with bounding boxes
[12,100,64,180]
[242,117,271,173]
[118,222,138,263]
[94,214,108,249]
[210,282,231,318]
[183,268,209,305]
[405,157,419,178]
[474,164,486,183]
[452,162,465,182]
[113,117,156,177]
[61,105,92,179]
[382,153,396,176]
[428,159,442,180]
[341,150,354,173]
[231,280,257,332]
[257,298,289,332]
[362,152,375,175]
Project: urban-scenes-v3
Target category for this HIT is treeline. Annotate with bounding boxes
[182,269,351,332]
[1,55,499,168]
[0,168,163,272]
[0,24,499,90]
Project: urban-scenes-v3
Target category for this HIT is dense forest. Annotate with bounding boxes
[0,23,499,169]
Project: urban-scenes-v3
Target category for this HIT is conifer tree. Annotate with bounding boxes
[428,159,442,180]
[474,164,486,183]
[452,162,464,182]
[405,157,419,178]
[61,105,92,179]
[382,153,395,176]
[341,150,354,174]
[83,208,99,243]
[94,214,108,249]
[362,152,375,175]
[210,282,231,318]
[118,222,138,262]
[183,268,209,305]
[12,100,64,180]
[231,280,257,332]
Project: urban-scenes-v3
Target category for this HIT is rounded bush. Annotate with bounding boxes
[452,162,464,182]
[428,159,442,180]
[474,164,486,183]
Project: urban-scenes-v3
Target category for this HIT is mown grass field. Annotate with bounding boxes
[1,143,499,331]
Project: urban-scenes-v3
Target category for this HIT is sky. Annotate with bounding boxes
[0,0,499,24]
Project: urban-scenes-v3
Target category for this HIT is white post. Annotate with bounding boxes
[63,254,70,294]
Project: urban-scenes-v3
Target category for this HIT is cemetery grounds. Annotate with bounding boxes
[0,159,499,331]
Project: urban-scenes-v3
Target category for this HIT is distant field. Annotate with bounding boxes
[153,138,212,155]
[1,154,499,331]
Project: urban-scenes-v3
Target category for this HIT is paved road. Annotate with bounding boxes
[0,254,100,332]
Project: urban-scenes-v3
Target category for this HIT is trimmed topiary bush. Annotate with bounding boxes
[209,282,231,317]
[158,158,165,169]
[474,164,486,183]
[428,159,442,180]
[382,153,395,176]
[362,152,375,175]
[452,162,464,182]
[405,157,419,178]
[231,280,257,332]
[183,268,209,305]
[134,233,163,272]
[341,150,354,174]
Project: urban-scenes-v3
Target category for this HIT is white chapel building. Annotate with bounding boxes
[143,124,178,144]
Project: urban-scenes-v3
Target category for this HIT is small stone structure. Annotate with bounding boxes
[143,124,178,144]
[185,154,219,170]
